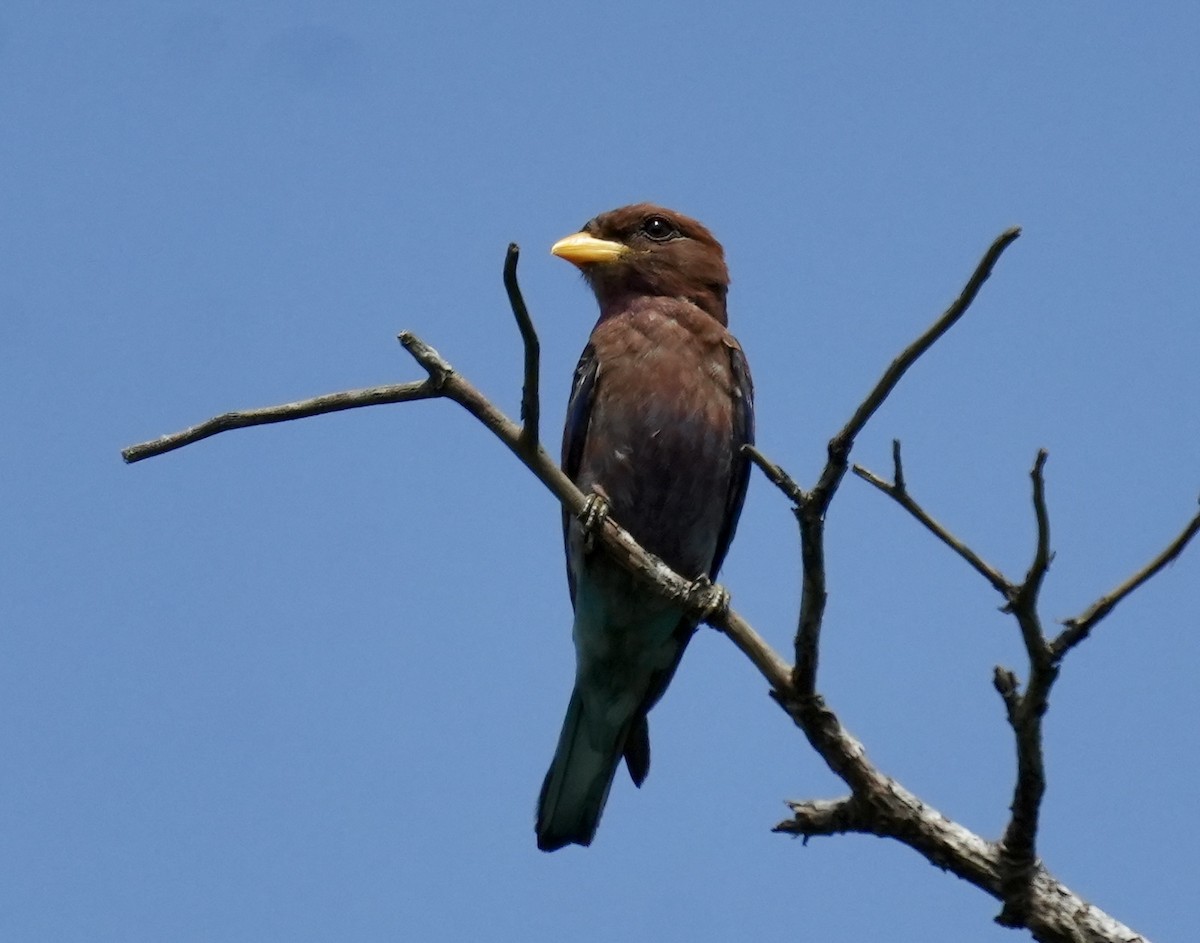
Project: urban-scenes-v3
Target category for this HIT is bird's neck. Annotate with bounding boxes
[595,288,727,327]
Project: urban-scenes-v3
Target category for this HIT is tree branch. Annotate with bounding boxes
[992,450,1058,929]
[774,795,867,838]
[743,444,807,505]
[121,381,441,463]
[787,226,1021,696]
[808,225,1022,514]
[121,228,1182,943]
[1053,501,1200,657]
[853,439,1016,600]
[776,773,1148,943]
[503,243,540,452]
[122,251,793,697]
[850,447,1061,915]
[1015,449,1054,615]
[854,432,1196,939]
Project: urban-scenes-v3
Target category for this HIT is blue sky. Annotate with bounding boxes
[3,3,1198,941]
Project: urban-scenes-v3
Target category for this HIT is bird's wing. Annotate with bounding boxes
[709,338,755,578]
[561,343,600,606]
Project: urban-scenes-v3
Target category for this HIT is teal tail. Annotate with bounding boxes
[536,688,648,852]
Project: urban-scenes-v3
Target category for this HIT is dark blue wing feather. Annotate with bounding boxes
[708,340,754,578]
[561,344,599,605]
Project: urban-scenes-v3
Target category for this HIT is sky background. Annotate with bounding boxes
[3,3,1198,941]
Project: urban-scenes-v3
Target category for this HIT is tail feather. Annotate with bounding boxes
[536,688,634,852]
[622,714,650,787]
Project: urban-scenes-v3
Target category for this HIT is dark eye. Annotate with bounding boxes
[641,215,678,241]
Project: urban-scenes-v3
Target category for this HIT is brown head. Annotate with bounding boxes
[551,203,730,325]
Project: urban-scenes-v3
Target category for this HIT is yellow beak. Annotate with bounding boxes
[550,231,627,266]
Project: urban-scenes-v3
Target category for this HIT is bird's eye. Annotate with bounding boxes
[640,215,677,241]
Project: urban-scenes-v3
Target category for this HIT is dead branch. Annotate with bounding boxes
[853,439,1014,598]
[782,227,1021,697]
[120,229,1188,943]
[503,242,541,453]
[852,437,1194,941]
[121,382,440,463]
[1054,503,1200,656]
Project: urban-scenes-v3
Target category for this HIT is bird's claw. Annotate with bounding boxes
[687,575,730,621]
[579,492,611,553]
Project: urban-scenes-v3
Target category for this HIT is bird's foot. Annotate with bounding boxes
[687,575,730,621]
[579,490,611,554]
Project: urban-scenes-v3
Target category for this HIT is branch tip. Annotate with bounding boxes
[398,331,453,386]
[743,444,807,505]
[1053,502,1200,656]
[502,244,541,450]
[854,450,1013,598]
[1020,449,1052,605]
[891,439,906,492]
[808,226,1022,513]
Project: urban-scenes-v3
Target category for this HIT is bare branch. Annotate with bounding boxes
[120,227,1172,942]
[778,777,1150,941]
[791,515,828,696]
[121,381,440,463]
[743,444,807,505]
[121,255,794,698]
[853,440,1015,600]
[849,435,1179,937]
[808,226,1022,514]
[123,245,542,466]
[997,666,1054,927]
[772,747,1148,942]
[717,610,793,696]
[851,443,1057,911]
[773,796,867,838]
[789,227,1022,696]
[889,436,906,492]
[992,666,1020,720]
[504,243,540,451]
[1054,501,1200,657]
[989,451,1056,925]
[1016,449,1053,614]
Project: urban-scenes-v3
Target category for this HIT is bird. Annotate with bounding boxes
[536,203,754,851]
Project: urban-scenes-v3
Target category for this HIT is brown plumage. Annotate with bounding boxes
[537,204,754,852]
[570,203,731,325]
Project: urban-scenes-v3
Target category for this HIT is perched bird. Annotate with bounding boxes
[537,204,754,851]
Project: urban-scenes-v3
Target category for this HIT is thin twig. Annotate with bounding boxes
[121,382,440,463]
[992,667,1020,720]
[808,226,1022,514]
[124,243,542,465]
[743,445,807,505]
[890,438,906,492]
[789,227,1022,695]
[1053,502,1200,657]
[1016,450,1053,616]
[852,441,1015,600]
[504,243,540,452]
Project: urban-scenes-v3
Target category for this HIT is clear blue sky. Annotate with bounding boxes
[3,4,1198,941]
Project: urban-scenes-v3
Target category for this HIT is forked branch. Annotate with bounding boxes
[122,228,1186,943]
[853,436,1195,940]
